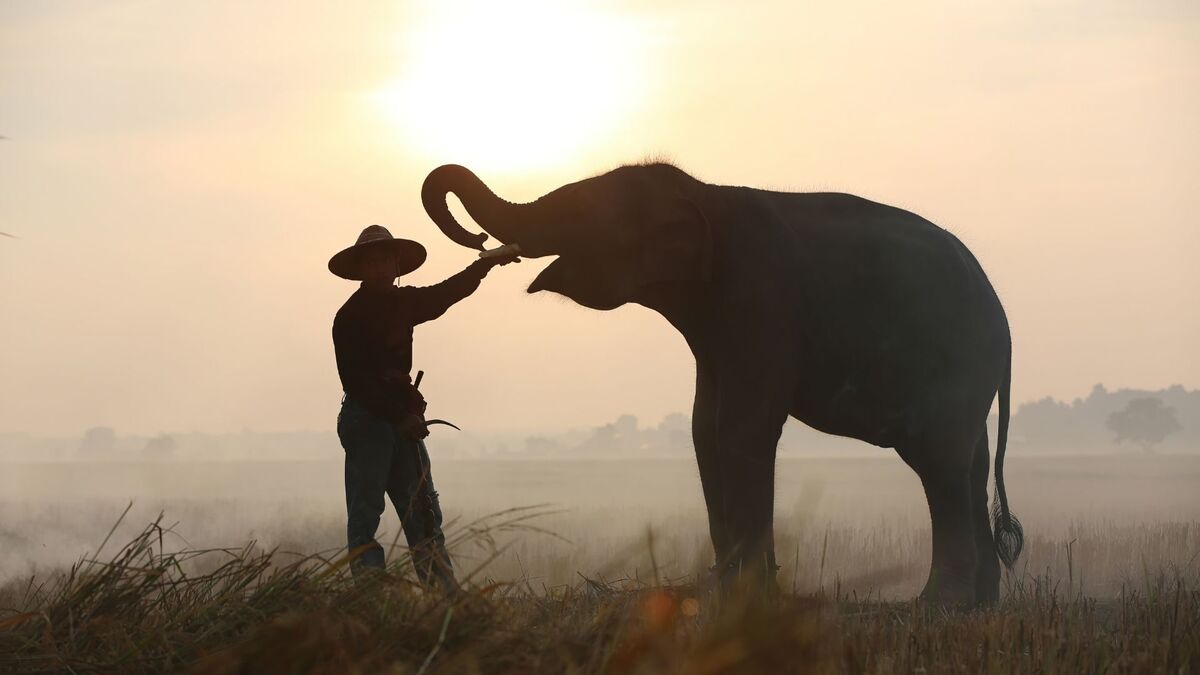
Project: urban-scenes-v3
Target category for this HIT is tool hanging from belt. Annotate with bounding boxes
[413,370,461,432]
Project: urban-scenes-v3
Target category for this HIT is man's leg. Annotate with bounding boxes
[387,435,457,590]
[338,399,394,574]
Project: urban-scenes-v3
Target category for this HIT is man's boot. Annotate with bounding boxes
[349,540,386,581]
[408,489,461,594]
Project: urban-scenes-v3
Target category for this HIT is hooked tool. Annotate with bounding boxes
[413,370,461,432]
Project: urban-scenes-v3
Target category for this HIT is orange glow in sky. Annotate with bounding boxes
[372,1,651,172]
[0,1,1196,436]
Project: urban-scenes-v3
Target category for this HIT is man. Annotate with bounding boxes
[329,224,516,589]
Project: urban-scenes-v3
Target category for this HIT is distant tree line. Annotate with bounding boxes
[1012,384,1193,452]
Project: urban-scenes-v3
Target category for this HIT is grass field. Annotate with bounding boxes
[1,454,1197,672]
[0,510,1196,674]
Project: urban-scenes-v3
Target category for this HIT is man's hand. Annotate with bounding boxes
[397,412,430,440]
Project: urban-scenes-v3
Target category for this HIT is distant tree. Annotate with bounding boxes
[657,413,692,451]
[578,414,641,453]
[592,423,617,445]
[657,413,690,433]
[524,435,561,456]
[1013,396,1076,446]
[1106,397,1181,452]
[143,434,177,459]
[79,426,116,455]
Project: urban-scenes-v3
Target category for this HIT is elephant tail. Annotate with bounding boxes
[991,346,1024,570]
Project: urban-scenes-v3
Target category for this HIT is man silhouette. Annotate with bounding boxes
[329,224,516,588]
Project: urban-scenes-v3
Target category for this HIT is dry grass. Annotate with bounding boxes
[1,508,1197,674]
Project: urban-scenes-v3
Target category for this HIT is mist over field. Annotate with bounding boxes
[3,384,1197,597]
[4,384,1197,595]
[2,453,1197,592]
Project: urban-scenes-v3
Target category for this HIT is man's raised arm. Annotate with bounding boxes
[402,256,511,325]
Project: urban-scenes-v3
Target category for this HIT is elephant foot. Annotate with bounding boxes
[705,552,781,599]
[918,567,976,607]
[974,566,1001,606]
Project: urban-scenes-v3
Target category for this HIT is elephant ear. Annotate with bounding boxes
[637,199,714,288]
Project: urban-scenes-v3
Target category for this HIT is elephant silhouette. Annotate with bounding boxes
[423,162,1023,605]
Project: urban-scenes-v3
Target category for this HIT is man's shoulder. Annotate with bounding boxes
[333,289,376,326]
[334,287,411,328]
[339,286,405,307]
[333,291,360,322]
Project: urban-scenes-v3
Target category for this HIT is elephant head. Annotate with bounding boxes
[421,164,714,313]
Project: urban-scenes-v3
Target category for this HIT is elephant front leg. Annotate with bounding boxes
[692,364,731,566]
[709,363,792,594]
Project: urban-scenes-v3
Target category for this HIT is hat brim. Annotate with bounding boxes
[328,238,427,281]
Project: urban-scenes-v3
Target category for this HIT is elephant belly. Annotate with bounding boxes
[790,345,968,449]
[791,388,908,449]
[788,299,1004,448]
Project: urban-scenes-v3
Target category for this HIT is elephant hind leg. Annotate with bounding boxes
[971,431,1001,604]
[905,434,978,605]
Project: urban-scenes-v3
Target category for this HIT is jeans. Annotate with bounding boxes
[337,396,456,589]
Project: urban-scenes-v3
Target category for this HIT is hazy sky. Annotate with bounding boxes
[2,0,1197,437]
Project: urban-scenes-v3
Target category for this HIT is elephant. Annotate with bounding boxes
[421,162,1023,605]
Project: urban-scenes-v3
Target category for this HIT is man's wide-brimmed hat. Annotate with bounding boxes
[328,225,427,281]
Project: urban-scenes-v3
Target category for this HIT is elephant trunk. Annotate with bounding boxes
[421,164,544,253]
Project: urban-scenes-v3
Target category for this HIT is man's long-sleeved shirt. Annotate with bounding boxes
[333,260,493,421]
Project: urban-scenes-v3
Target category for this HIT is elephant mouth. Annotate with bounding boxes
[526,256,567,295]
[526,256,624,310]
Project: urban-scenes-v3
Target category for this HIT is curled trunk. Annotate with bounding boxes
[421,165,532,251]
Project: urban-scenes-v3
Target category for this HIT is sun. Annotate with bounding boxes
[372,1,649,173]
